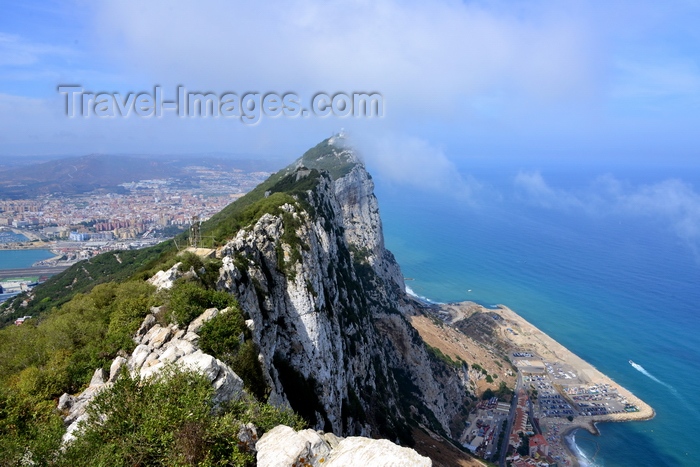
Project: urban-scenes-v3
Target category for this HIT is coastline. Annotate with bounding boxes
[0,249,69,282]
[417,297,655,467]
[480,302,654,466]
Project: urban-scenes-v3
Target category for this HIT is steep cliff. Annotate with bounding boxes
[215,136,472,443]
[0,137,478,465]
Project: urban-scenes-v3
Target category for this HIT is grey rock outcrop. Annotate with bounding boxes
[256,425,431,467]
[147,262,181,290]
[59,307,245,444]
[60,368,112,444]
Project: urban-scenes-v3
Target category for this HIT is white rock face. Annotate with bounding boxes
[332,160,404,292]
[326,437,431,466]
[60,368,112,444]
[256,425,431,467]
[217,155,473,439]
[187,307,220,334]
[256,425,332,467]
[109,356,127,382]
[147,262,181,290]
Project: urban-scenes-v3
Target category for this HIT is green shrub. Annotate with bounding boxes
[199,309,246,359]
[199,311,268,401]
[60,367,224,467]
[59,366,304,467]
[425,343,461,369]
[178,251,205,274]
[104,281,157,354]
[169,281,236,326]
[0,386,65,467]
[0,280,157,420]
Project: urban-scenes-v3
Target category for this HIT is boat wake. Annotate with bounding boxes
[629,360,672,390]
[629,360,699,416]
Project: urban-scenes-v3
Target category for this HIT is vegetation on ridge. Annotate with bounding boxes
[297,137,357,180]
[59,367,303,467]
[0,241,177,326]
[0,265,296,464]
[0,137,478,465]
[0,137,346,324]
[0,144,351,464]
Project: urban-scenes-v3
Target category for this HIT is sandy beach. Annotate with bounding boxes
[463,302,654,465]
[408,297,655,466]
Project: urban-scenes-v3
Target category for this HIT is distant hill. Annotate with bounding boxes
[0,154,281,199]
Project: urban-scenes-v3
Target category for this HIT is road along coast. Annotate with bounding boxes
[450,301,653,466]
[406,296,653,467]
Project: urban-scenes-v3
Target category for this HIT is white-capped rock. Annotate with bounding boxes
[187,307,219,334]
[147,262,181,290]
[256,425,332,467]
[256,425,431,467]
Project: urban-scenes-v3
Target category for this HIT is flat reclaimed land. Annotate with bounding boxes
[484,303,653,418]
[430,301,654,466]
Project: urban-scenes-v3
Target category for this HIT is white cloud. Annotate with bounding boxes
[2,0,700,159]
[513,171,584,209]
[0,33,75,67]
[89,0,602,113]
[619,179,700,242]
[356,133,482,202]
[514,171,700,252]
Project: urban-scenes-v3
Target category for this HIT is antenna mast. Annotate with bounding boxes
[189,215,200,248]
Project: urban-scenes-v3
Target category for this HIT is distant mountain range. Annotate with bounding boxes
[0,154,282,199]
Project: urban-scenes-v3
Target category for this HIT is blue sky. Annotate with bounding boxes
[1,0,700,173]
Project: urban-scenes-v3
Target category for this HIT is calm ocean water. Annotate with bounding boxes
[375,165,700,467]
[0,249,55,270]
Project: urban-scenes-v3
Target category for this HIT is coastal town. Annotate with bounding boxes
[410,300,654,467]
[0,166,270,302]
[0,165,270,242]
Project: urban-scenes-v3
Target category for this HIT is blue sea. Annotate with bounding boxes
[0,249,55,270]
[374,164,700,467]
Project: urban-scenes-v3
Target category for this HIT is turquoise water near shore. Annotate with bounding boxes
[375,166,700,467]
[0,250,55,270]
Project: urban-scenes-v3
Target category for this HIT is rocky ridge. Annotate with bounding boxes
[215,136,473,441]
[58,298,245,444]
[58,265,437,465]
[56,136,474,464]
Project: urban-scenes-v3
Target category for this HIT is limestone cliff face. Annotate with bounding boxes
[330,155,404,293]
[217,138,471,441]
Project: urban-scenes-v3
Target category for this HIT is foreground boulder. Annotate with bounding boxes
[256,425,432,467]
